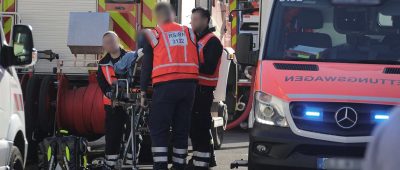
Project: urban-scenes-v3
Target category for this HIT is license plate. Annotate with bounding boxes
[317,157,363,170]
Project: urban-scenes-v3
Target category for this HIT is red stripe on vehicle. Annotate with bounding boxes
[13,93,19,111]
[19,94,24,111]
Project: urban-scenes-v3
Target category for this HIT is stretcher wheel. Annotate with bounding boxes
[24,75,41,162]
[38,76,56,137]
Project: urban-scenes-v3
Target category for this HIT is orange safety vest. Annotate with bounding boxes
[100,63,117,105]
[144,22,199,84]
[198,33,221,87]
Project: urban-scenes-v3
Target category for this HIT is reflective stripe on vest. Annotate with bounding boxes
[100,63,117,105]
[188,27,196,45]
[147,22,199,84]
[198,33,221,87]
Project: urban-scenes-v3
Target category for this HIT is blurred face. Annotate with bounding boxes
[102,34,120,53]
[191,12,208,33]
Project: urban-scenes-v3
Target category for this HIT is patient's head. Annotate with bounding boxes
[102,31,120,55]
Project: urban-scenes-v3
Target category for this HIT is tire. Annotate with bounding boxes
[212,126,224,150]
[212,103,227,150]
[9,146,24,170]
[38,76,56,137]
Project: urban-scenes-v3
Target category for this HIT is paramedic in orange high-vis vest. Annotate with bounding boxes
[139,3,199,170]
[189,7,223,170]
[96,31,129,169]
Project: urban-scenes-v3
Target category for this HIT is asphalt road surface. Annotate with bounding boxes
[26,130,250,170]
[212,130,249,170]
[134,129,250,170]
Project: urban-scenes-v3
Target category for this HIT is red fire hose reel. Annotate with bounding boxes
[55,71,253,134]
[57,73,106,135]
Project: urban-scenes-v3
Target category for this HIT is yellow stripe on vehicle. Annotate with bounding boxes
[230,0,237,12]
[232,16,237,29]
[142,16,153,28]
[3,18,12,34]
[98,0,106,10]
[110,12,136,40]
[142,0,157,28]
[119,39,129,50]
[232,35,237,46]
[143,0,156,9]
[3,0,15,11]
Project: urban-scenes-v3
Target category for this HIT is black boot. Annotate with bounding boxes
[185,159,195,170]
[209,145,217,167]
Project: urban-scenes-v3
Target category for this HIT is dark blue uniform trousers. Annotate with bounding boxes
[149,80,197,170]
[190,86,214,169]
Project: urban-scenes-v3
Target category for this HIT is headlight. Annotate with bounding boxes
[254,91,288,127]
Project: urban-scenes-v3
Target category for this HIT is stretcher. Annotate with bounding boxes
[109,54,153,169]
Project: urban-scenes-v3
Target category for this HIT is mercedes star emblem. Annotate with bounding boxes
[335,107,358,129]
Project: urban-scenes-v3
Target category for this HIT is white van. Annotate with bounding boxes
[0,23,35,169]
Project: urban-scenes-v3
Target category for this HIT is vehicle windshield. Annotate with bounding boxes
[264,0,400,64]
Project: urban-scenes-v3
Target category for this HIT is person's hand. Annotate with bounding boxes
[140,91,148,108]
[138,48,144,58]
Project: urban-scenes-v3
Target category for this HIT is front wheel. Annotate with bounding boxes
[9,146,24,170]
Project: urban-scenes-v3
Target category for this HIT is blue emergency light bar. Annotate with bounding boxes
[374,114,389,120]
[304,108,323,121]
[305,111,321,117]
[372,111,390,123]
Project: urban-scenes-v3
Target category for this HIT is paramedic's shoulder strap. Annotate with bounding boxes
[144,28,159,47]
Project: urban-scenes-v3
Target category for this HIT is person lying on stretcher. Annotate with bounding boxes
[113,48,144,76]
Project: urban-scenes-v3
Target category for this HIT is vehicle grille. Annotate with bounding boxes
[290,102,394,136]
[273,63,319,71]
[383,67,400,74]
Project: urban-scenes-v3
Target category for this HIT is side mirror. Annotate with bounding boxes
[10,25,36,67]
[236,33,257,66]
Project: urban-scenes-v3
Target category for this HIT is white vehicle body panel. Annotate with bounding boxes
[0,65,27,167]
[214,47,235,102]
[249,0,273,128]
[0,66,11,138]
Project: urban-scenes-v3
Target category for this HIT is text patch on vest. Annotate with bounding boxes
[167,31,188,46]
